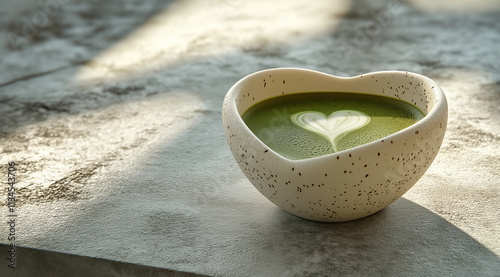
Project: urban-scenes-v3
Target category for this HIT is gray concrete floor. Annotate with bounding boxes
[1,0,499,276]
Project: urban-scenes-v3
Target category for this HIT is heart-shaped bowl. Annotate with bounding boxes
[222,68,447,222]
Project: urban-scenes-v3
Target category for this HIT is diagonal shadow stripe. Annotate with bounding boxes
[0,244,209,277]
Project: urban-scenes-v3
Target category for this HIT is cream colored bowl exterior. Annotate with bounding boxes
[222,68,447,222]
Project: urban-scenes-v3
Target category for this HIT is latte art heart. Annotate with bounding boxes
[291,110,371,152]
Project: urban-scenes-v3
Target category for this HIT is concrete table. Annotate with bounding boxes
[1,0,499,276]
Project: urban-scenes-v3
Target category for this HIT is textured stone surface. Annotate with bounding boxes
[1,0,499,276]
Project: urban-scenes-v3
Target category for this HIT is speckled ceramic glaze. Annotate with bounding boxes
[222,68,448,222]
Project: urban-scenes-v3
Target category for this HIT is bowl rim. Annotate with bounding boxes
[224,67,448,163]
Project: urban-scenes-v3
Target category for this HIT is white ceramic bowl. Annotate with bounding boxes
[222,68,447,222]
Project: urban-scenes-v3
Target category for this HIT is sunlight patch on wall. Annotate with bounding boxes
[73,0,351,85]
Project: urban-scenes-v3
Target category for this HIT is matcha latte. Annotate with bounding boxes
[242,92,425,160]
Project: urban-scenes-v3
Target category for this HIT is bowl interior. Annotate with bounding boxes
[232,69,443,118]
